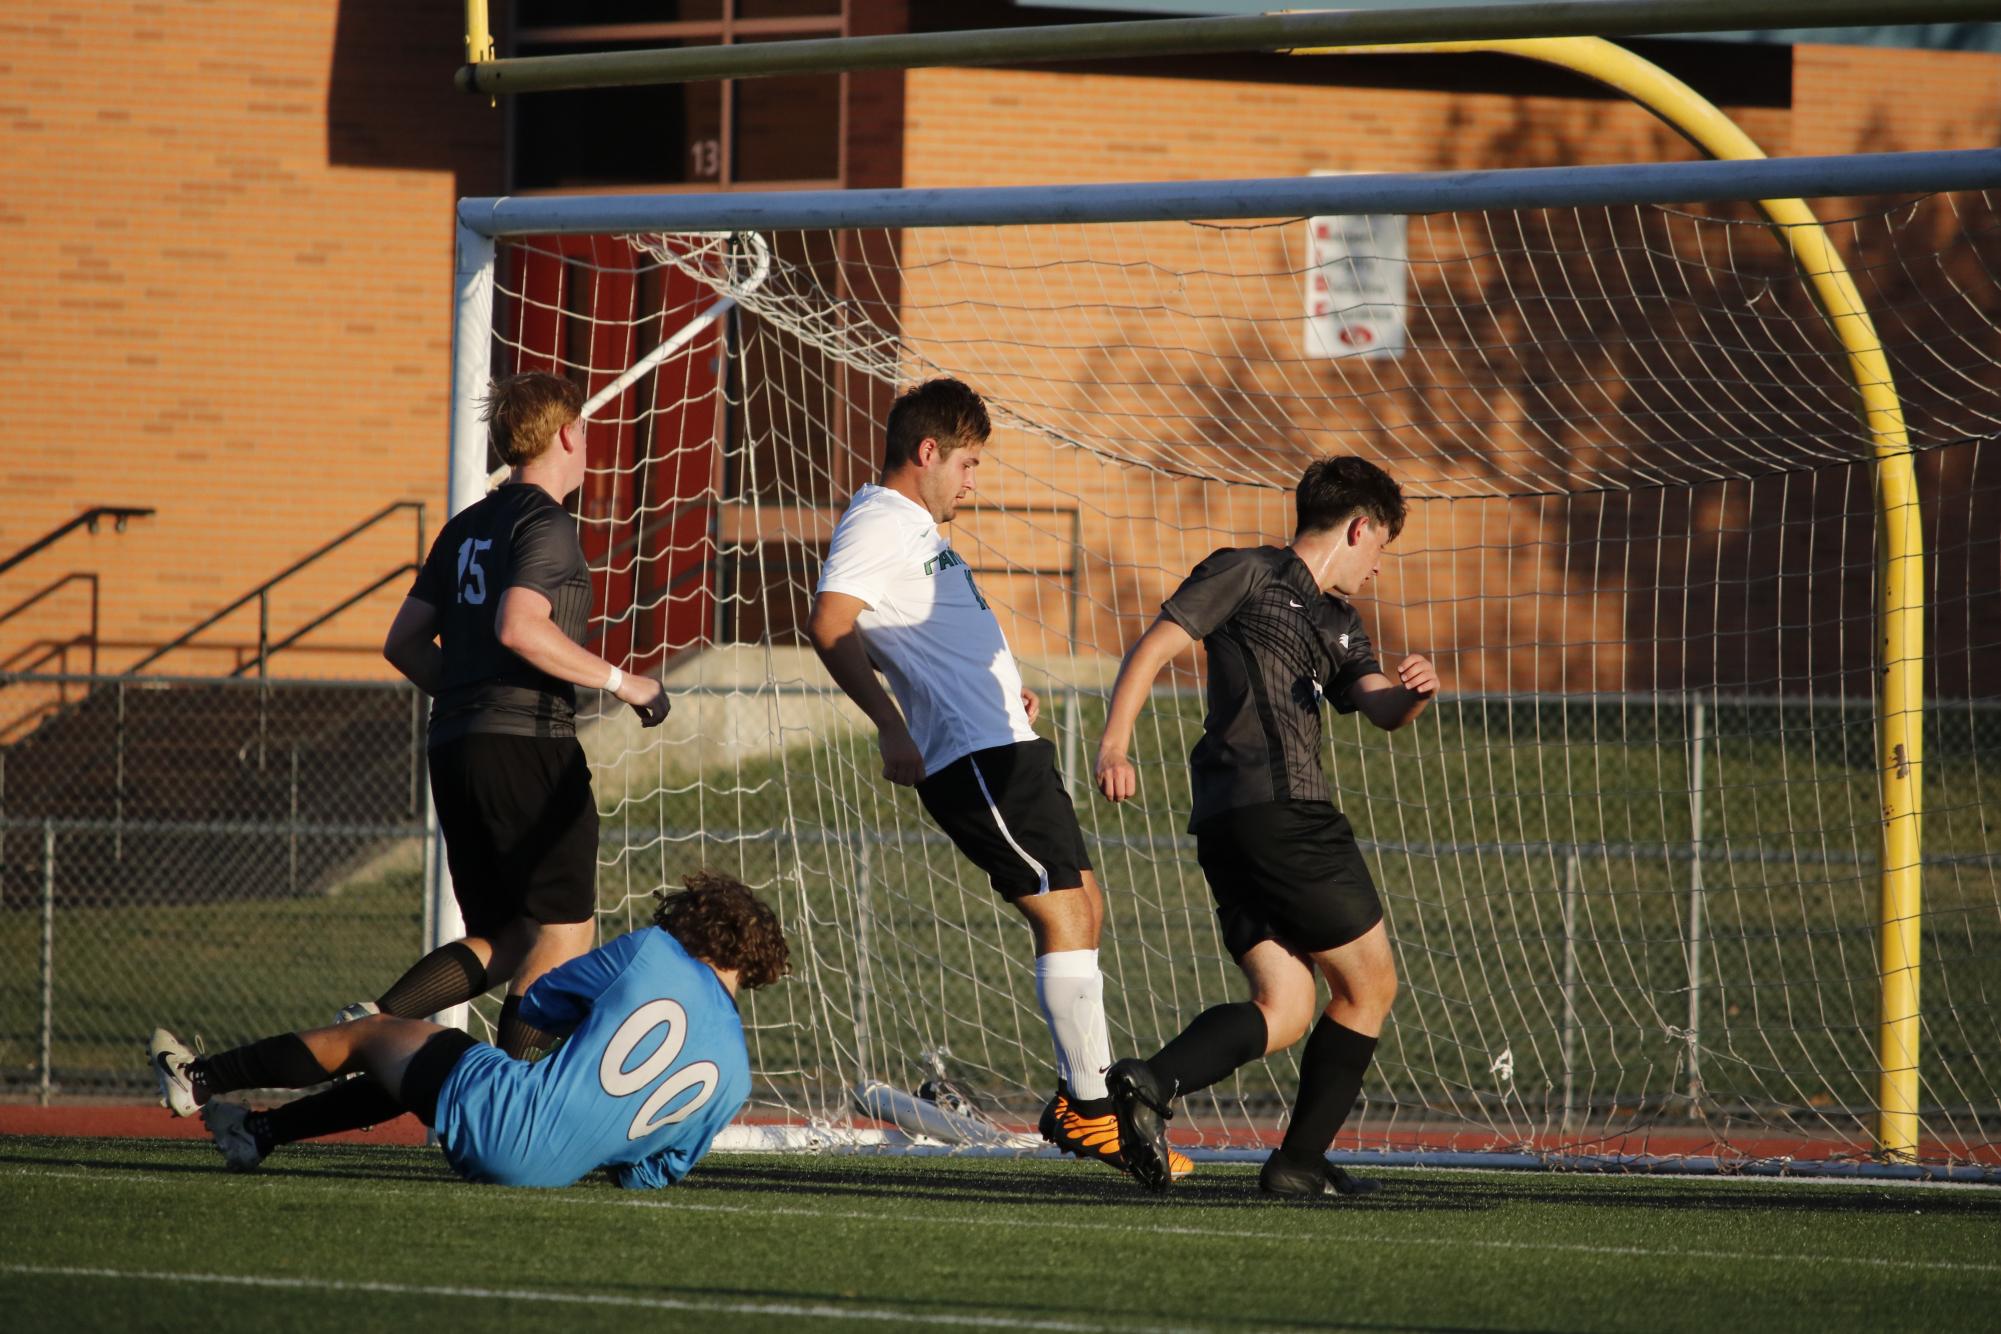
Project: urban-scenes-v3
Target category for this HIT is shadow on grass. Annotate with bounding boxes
[0,1136,454,1187]
[678,1159,1491,1214]
[1436,1174,2001,1218]
[13,1139,1993,1225]
[680,1158,2001,1218]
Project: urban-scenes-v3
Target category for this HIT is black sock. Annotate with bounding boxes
[498,994,556,1060]
[1147,1002,1269,1100]
[194,1034,330,1097]
[252,1080,408,1151]
[1277,1018,1379,1170]
[376,941,489,1017]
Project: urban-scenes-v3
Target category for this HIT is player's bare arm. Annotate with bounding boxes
[806,590,924,786]
[1349,653,1438,731]
[1020,686,1040,725]
[495,586,669,727]
[382,596,444,695]
[1095,614,1197,802]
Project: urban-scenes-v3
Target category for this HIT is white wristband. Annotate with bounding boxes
[603,665,623,695]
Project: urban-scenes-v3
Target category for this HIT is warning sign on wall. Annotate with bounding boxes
[1305,207,1407,360]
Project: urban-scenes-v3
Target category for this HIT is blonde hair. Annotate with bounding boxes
[481,372,584,468]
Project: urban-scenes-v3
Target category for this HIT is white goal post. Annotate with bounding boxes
[444,147,2001,1177]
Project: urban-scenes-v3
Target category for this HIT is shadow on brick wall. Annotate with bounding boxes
[328,0,503,192]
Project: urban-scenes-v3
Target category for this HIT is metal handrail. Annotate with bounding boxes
[233,564,418,677]
[125,501,425,678]
[0,573,99,677]
[0,508,152,580]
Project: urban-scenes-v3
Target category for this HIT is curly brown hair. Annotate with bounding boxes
[652,870,790,991]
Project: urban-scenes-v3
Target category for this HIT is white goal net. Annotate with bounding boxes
[457,166,2001,1170]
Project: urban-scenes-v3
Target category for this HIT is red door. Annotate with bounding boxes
[499,235,725,670]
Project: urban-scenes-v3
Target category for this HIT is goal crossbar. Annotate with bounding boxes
[458,148,2001,238]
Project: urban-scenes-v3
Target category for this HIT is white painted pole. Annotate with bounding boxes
[582,296,737,421]
[429,221,496,1034]
[459,150,2001,238]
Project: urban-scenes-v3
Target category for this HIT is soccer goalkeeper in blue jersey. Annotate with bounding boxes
[148,873,788,1188]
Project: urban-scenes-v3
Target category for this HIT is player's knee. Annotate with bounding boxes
[1252,989,1315,1050]
[1355,972,1397,1026]
[1268,1007,1312,1051]
[1019,888,1098,952]
[1065,883,1104,942]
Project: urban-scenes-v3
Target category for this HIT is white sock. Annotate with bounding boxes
[1035,949,1112,1102]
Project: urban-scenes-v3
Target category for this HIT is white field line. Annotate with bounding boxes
[0,1263,1170,1333]
[7,1164,2001,1279]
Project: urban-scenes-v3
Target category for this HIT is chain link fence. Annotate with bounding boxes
[0,674,428,1098]
[4,670,1996,1136]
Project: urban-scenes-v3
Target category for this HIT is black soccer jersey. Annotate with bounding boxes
[409,483,594,745]
[1161,545,1382,828]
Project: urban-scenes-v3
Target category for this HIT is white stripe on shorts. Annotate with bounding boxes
[968,755,1050,895]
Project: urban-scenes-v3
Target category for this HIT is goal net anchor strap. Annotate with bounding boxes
[852,1083,1045,1152]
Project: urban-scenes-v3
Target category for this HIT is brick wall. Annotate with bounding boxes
[0,0,499,680]
[882,53,2001,692]
[4,19,1996,694]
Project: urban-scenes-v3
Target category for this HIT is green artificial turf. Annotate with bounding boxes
[2,1137,1998,1333]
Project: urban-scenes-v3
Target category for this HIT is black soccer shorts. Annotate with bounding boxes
[1193,800,1382,958]
[428,733,599,936]
[916,738,1091,900]
[399,1028,482,1128]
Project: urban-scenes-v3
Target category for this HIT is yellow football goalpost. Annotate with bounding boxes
[1285,30,1926,1164]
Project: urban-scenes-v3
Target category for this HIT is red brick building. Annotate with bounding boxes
[3,1,1996,693]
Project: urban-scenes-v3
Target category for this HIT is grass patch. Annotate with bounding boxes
[2,1137,1998,1333]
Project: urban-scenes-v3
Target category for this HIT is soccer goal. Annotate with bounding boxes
[444,147,2001,1175]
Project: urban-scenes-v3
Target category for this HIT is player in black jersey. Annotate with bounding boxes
[371,372,670,1059]
[151,372,671,1138]
[1092,457,1437,1197]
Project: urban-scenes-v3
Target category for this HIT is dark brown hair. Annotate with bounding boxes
[651,870,790,990]
[481,371,584,468]
[1295,456,1407,540]
[883,376,991,471]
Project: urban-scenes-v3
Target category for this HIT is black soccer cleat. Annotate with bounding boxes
[1258,1154,1382,1200]
[1105,1059,1175,1192]
[1041,1091,1195,1180]
[201,1101,269,1173]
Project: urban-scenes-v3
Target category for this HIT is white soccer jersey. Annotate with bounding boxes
[816,484,1037,774]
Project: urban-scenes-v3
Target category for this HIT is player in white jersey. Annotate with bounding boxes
[807,377,1187,1181]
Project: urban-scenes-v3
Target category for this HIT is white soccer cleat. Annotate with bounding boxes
[147,1027,202,1118]
[201,1101,266,1173]
[333,1000,380,1025]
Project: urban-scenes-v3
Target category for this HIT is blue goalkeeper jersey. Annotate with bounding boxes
[431,927,751,1189]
